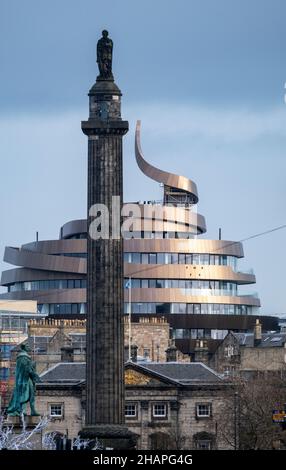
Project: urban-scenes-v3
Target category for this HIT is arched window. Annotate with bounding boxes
[193,431,215,450]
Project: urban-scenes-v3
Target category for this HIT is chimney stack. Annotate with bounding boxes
[194,340,209,365]
[131,344,138,363]
[254,319,262,347]
[61,346,74,362]
[166,343,178,362]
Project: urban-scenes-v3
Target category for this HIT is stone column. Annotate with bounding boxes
[80,60,135,449]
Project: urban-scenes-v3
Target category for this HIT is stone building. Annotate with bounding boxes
[15,317,187,376]
[36,361,233,450]
[210,320,286,377]
[27,318,86,374]
[123,316,170,362]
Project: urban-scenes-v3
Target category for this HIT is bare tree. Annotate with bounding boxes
[168,425,186,450]
[0,414,49,450]
[217,375,286,450]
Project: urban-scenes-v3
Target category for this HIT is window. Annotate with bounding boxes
[187,303,194,314]
[186,254,192,264]
[125,403,137,418]
[196,440,212,450]
[153,403,167,418]
[193,304,201,315]
[224,366,236,376]
[132,253,141,264]
[165,253,172,264]
[143,348,150,359]
[200,304,208,315]
[124,253,131,263]
[132,279,140,288]
[200,254,209,265]
[49,404,63,418]
[157,253,165,264]
[192,254,199,264]
[196,403,211,418]
[221,255,228,266]
[173,329,184,339]
[171,253,178,264]
[224,345,234,357]
[172,303,186,314]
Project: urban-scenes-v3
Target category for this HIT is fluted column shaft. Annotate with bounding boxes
[86,132,125,425]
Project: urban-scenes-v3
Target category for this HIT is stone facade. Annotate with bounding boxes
[29,318,86,338]
[210,332,241,375]
[37,386,83,439]
[20,317,188,376]
[124,316,170,362]
[36,362,233,450]
[125,385,230,450]
[210,331,286,377]
[27,319,86,374]
[241,346,286,372]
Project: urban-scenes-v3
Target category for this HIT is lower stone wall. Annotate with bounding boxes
[36,391,83,440]
[36,386,233,450]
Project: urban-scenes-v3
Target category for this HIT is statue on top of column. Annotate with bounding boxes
[97,30,114,80]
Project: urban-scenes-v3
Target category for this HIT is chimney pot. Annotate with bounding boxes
[254,318,262,346]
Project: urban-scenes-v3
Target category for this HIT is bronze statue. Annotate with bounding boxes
[97,30,113,80]
[7,344,41,416]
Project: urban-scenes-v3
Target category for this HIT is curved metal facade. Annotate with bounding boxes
[0,122,271,339]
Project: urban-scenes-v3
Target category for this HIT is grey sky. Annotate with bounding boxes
[0,0,285,314]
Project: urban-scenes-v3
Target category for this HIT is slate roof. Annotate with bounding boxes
[140,362,222,383]
[233,332,286,348]
[40,362,85,383]
[40,361,222,385]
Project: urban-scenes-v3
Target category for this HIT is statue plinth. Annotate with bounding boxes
[89,77,121,96]
[7,415,42,429]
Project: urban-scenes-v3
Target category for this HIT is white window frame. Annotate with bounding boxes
[196,403,211,418]
[152,403,167,418]
[125,403,137,418]
[49,403,64,418]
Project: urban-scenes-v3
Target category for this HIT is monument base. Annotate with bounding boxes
[80,424,137,450]
[5,415,42,449]
[6,415,42,428]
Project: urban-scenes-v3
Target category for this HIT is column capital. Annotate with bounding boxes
[81,120,129,136]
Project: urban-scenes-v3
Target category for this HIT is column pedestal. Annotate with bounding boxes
[80,425,136,450]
